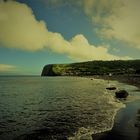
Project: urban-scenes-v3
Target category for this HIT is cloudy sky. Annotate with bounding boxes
[0,0,140,75]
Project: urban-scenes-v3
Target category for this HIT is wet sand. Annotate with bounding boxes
[93,100,140,140]
[92,75,140,140]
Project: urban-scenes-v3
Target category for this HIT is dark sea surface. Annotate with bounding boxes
[0,76,140,140]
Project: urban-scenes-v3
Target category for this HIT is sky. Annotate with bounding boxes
[0,0,140,75]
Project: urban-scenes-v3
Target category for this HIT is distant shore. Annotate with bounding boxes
[91,75,140,89]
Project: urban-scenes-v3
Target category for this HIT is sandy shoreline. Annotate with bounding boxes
[93,75,140,89]
[89,75,140,140]
[93,100,140,140]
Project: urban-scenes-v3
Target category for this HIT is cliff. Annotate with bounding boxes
[41,60,140,76]
[41,64,58,76]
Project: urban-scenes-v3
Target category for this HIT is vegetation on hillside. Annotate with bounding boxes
[42,60,140,76]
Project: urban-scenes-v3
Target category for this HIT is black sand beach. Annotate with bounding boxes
[94,100,140,140]
[93,75,140,140]
[97,75,140,89]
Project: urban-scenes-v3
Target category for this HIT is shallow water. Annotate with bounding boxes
[0,76,139,140]
[93,100,140,140]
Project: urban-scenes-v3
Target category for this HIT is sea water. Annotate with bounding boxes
[0,76,139,140]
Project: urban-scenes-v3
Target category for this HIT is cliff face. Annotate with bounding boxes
[41,60,140,76]
[41,64,58,76]
[41,64,70,76]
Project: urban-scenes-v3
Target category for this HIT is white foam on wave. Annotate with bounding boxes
[68,77,140,140]
[68,127,93,140]
[68,90,125,140]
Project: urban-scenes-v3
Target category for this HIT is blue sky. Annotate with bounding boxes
[0,0,140,75]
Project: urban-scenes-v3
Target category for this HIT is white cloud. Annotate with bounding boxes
[101,0,140,49]
[0,1,131,61]
[68,34,130,61]
[0,0,48,51]
[47,0,140,50]
[82,0,140,49]
[0,64,16,72]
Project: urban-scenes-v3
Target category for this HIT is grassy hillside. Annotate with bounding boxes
[42,60,140,76]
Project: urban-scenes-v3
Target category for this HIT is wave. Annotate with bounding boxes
[68,89,125,140]
[0,77,140,140]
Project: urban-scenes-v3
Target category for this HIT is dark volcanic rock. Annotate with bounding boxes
[41,64,58,76]
[134,122,140,127]
[106,87,116,90]
[135,69,140,74]
[115,90,129,98]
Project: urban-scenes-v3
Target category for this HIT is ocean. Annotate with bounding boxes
[0,76,140,140]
